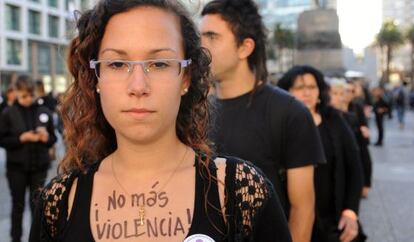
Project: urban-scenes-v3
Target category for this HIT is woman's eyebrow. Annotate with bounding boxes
[99,48,177,57]
[100,48,128,56]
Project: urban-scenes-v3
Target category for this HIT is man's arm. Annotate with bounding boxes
[287,165,315,242]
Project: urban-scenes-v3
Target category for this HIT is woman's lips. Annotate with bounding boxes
[123,108,156,119]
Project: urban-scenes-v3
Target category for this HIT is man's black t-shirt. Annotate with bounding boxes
[210,84,325,213]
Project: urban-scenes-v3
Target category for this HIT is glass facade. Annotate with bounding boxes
[65,19,76,39]
[38,44,51,74]
[28,10,41,35]
[5,4,21,31]
[48,0,58,8]
[6,39,23,65]
[48,15,59,38]
[56,46,67,74]
[80,0,89,10]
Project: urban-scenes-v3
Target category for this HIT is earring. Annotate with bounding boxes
[96,88,101,93]
[182,88,188,95]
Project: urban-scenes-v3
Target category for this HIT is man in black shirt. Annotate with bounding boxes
[200,1,325,241]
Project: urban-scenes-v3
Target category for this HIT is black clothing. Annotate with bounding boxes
[373,97,389,145]
[342,110,372,187]
[29,156,292,242]
[0,102,57,171]
[7,169,48,241]
[0,102,56,242]
[210,84,325,214]
[312,107,363,242]
[315,124,336,218]
[36,93,57,112]
[349,101,368,129]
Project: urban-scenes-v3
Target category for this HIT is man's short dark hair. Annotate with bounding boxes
[201,0,268,85]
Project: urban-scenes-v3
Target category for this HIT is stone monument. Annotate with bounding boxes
[294,0,345,76]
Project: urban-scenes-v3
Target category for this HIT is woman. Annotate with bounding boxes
[332,80,373,198]
[29,1,291,242]
[278,66,364,242]
[0,75,56,242]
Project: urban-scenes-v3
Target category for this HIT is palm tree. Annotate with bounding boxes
[273,23,294,72]
[376,20,404,83]
[406,24,414,85]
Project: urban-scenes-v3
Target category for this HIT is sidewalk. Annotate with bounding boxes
[0,112,413,241]
[359,111,414,242]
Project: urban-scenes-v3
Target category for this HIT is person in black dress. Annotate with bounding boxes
[278,66,364,242]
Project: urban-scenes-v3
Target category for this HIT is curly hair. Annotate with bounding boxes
[201,0,268,85]
[59,0,212,173]
[277,65,330,115]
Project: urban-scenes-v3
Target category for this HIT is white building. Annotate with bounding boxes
[0,0,94,93]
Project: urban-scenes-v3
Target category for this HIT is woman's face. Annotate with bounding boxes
[330,85,345,110]
[344,83,355,104]
[96,6,189,145]
[289,73,320,112]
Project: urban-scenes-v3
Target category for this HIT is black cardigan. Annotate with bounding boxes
[320,107,363,216]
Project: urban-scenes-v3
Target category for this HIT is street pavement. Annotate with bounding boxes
[0,112,413,242]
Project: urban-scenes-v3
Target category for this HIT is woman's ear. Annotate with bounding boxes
[181,72,191,95]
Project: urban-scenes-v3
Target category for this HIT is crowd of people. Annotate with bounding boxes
[0,0,411,242]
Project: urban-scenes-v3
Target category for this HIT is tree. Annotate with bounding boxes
[273,23,294,72]
[376,21,404,83]
[406,24,414,85]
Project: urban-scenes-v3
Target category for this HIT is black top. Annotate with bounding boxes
[317,107,363,218]
[315,123,336,218]
[209,84,325,212]
[29,155,292,242]
[0,102,56,171]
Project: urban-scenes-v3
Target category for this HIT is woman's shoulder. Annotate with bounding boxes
[38,163,98,237]
[214,156,275,236]
[221,156,273,200]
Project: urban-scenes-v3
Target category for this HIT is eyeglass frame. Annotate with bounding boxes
[89,58,192,81]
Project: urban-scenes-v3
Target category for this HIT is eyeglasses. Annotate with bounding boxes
[290,84,318,92]
[89,59,192,82]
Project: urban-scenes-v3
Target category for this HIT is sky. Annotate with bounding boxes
[337,0,382,54]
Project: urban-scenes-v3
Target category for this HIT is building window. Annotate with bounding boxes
[48,15,59,38]
[48,0,58,8]
[38,44,51,74]
[6,39,22,65]
[29,10,41,35]
[29,0,41,3]
[5,4,21,31]
[56,46,66,74]
[65,19,76,39]
[81,0,89,10]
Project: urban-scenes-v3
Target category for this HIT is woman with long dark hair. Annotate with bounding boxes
[28,1,291,241]
[278,66,364,242]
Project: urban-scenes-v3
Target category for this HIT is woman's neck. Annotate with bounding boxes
[112,135,190,179]
[310,108,322,126]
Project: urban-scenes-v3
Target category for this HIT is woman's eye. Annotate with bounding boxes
[108,61,127,69]
[149,61,170,69]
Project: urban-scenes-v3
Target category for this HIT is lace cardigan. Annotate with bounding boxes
[29,156,292,242]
